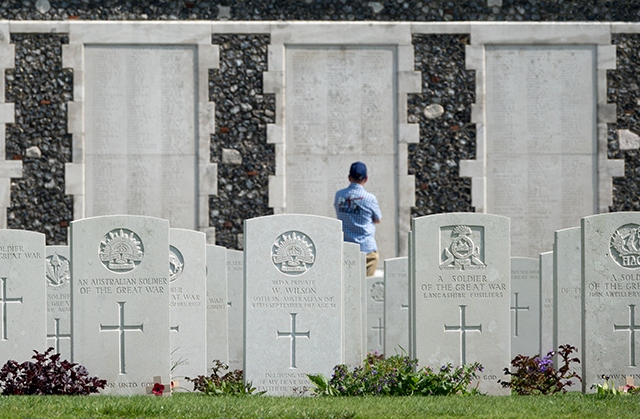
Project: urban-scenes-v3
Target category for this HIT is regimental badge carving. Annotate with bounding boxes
[46,253,70,287]
[370,281,384,302]
[99,229,144,273]
[169,245,184,282]
[440,225,486,270]
[271,231,316,275]
[610,224,640,268]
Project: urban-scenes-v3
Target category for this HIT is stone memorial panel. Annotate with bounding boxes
[206,245,228,365]
[360,250,367,359]
[540,251,555,356]
[343,242,364,367]
[0,230,46,362]
[553,226,582,390]
[384,257,409,355]
[169,228,207,390]
[46,245,72,361]
[510,257,540,358]
[582,212,640,392]
[284,46,397,260]
[226,249,244,371]
[84,45,198,229]
[485,46,597,257]
[367,276,385,355]
[411,213,510,395]
[244,214,343,395]
[71,215,170,395]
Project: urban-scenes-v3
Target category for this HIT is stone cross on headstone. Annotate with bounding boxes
[510,292,529,337]
[614,304,640,367]
[277,313,310,369]
[0,277,23,340]
[444,305,482,365]
[372,317,384,346]
[47,318,72,354]
[100,302,144,374]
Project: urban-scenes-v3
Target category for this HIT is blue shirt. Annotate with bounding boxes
[334,183,382,254]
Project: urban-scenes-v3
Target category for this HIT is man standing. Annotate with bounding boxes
[334,161,382,277]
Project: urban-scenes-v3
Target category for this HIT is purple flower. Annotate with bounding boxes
[536,355,553,372]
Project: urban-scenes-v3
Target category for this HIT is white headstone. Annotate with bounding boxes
[367,275,385,355]
[510,257,540,358]
[384,257,409,355]
[70,215,170,395]
[582,212,640,392]
[483,46,597,257]
[0,230,46,362]
[343,242,364,367]
[553,226,582,390]
[539,251,555,356]
[206,245,229,365]
[244,214,343,395]
[411,213,511,395]
[226,249,244,372]
[169,228,207,390]
[46,245,72,361]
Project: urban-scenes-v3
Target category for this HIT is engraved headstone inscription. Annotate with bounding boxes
[206,244,228,365]
[367,276,385,355]
[169,228,207,390]
[411,213,511,395]
[539,251,555,356]
[46,245,72,361]
[581,212,640,392]
[226,249,244,371]
[553,227,582,390]
[510,257,540,358]
[0,230,46,362]
[343,242,364,367]
[70,215,170,395]
[384,257,409,355]
[244,215,343,396]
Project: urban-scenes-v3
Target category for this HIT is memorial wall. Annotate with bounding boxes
[1,2,639,258]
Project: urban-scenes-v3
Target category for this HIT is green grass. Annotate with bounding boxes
[0,393,639,418]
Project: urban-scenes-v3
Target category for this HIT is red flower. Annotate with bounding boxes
[152,382,165,396]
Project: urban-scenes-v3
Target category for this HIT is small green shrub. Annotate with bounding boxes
[499,344,581,395]
[0,347,106,395]
[186,360,264,396]
[308,353,483,396]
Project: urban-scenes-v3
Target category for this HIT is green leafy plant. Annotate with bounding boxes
[0,347,106,395]
[499,344,581,395]
[186,360,264,396]
[308,352,483,396]
[592,376,640,397]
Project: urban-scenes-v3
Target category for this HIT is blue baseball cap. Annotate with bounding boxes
[349,161,367,181]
